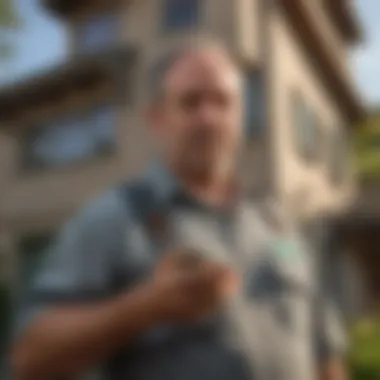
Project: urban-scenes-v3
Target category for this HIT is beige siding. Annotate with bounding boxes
[268,9,356,219]
[123,0,263,66]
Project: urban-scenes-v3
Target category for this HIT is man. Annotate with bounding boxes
[11,37,347,380]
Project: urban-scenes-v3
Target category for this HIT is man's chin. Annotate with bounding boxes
[184,158,231,181]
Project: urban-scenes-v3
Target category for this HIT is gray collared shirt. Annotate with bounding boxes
[16,165,347,380]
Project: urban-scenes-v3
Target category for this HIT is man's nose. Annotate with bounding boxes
[197,102,222,123]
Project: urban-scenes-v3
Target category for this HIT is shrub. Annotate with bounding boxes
[349,316,380,379]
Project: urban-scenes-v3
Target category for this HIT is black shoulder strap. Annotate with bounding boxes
[107,180,160,292]
[118,179,159,224]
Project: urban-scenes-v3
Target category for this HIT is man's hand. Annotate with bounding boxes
[11,248,239,380]
[319,358,348,380]
[150,248,240,323]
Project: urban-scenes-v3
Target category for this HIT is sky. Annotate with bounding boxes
[1,0,380,106]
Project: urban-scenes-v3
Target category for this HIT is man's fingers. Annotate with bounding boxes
[184,264,239,297]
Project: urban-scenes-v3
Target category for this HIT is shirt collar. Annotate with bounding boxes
[143,162,244,211]
[143,162,180,204]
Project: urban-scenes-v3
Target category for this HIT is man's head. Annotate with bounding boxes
[146,37,244,183]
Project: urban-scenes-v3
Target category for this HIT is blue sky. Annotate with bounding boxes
[2,0,380,106]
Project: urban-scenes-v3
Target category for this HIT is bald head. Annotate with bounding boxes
[146,37,244,183]
[148,37,243,103]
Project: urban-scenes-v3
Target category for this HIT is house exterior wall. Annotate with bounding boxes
[0,0,361,291]
[267,6,356,220]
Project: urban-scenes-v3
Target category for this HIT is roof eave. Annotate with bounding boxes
[0,46,136,125]
[280,0,366,126]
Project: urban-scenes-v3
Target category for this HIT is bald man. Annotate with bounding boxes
[11,37,348,380]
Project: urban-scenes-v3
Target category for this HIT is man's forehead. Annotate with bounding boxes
[165,49,241,92]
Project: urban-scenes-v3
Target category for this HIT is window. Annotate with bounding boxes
[164,0,200,30]
[22,103,116,171]
[244,71,265,137]
[291,91,320,160]
[307,109,323,159]
[329,129,348,185]
[78,13,119,53]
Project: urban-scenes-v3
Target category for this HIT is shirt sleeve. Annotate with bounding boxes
[312,243,348,361]
[14,190,127,337]
[313,295,348,361]
[295,219,348,362]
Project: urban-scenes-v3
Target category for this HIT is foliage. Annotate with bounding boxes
[0,0,21,62]
[354,112,380,181]
[0,0,19,28]
[348,316,380,379]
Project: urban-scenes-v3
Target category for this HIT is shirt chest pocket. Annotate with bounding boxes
[246,244,315,338]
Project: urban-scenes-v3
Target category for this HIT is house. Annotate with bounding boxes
[333,112,380,316]
[0,0,364,311]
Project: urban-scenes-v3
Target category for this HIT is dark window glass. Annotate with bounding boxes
[22,104,116,171]
[164,0,200,30]
[78,13,119,53]
[244,71,265,136]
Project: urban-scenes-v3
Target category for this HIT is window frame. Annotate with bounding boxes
[328,128,348,186]
[290,89,321,162]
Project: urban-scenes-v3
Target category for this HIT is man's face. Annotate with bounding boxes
[149,49,243,180]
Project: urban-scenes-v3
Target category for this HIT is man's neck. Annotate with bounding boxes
[175,169,237,207]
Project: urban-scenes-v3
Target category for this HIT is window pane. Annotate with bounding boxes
[164,0,199,29]
[244,72,265,136]
[330,130,347,184]
[292,92,319,160]
[292,92,307,153]
[23,104,116,171]
[79,14,119,53]
[306,109,321,159]
[31,116,93,166]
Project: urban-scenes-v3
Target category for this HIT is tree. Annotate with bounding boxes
[354,110,380,182]
[0,0,20,61]
[0,0,19,28]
